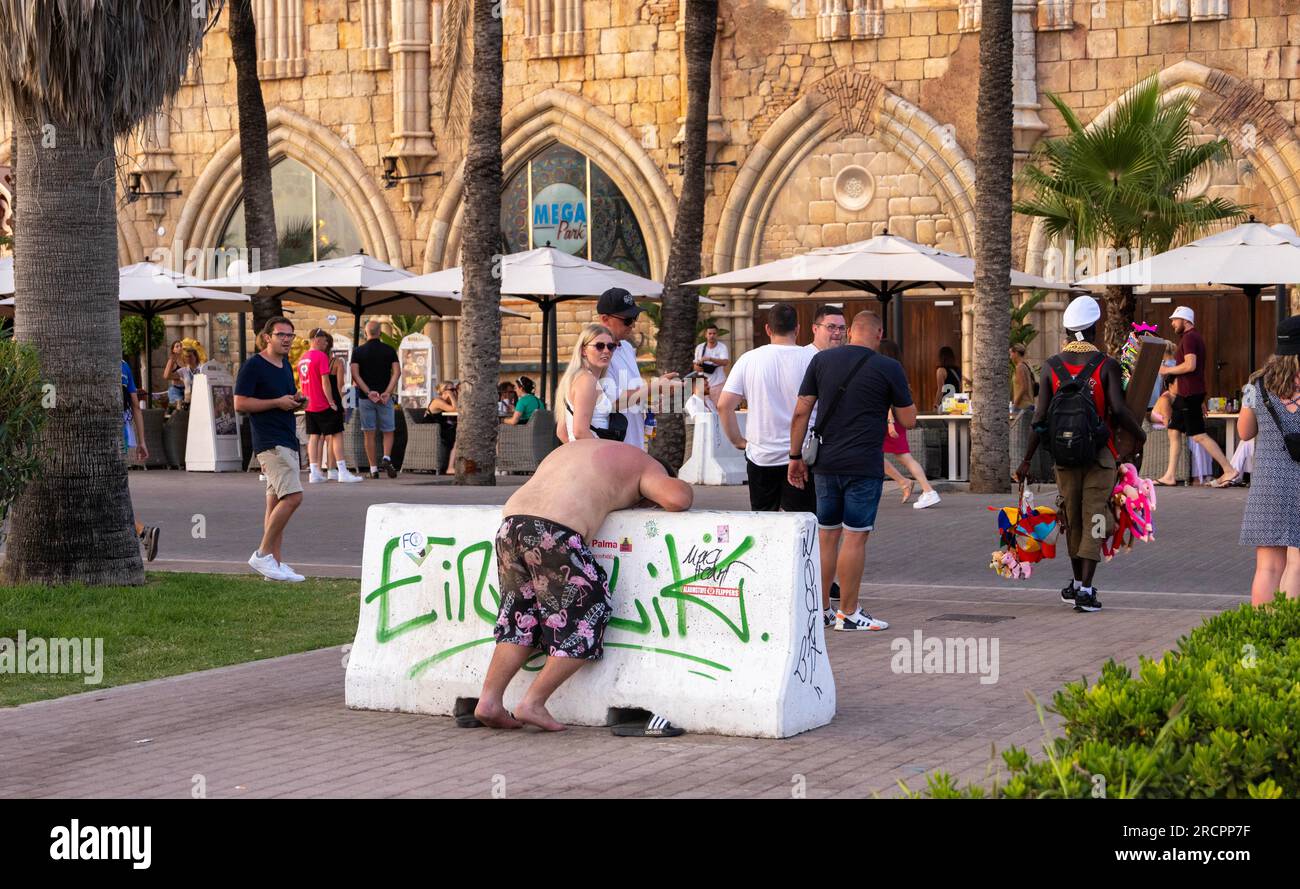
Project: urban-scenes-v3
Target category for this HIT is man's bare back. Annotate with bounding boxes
[503,439,693,540]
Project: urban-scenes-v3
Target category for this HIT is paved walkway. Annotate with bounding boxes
[0,471,1254,798]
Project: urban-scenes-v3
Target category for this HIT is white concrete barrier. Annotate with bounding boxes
[345,504,834,738]
[679,413,747,485]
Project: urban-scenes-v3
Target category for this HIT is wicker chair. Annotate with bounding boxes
[402,408,449,473]
[1140,420,1190,482]
[162,409,189,468]
[497,408,559,474]
[130,408,168,469]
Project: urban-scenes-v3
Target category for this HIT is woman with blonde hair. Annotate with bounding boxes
[1237,316,1300,603]
[556,323,622,443]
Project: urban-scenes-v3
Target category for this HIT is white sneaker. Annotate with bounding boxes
[327,469,339,481]
[248,550,288,581]
[276,561,306,582]
[337,469,364,483]
[308,470,329,484]
[913,490,941,510]
[835,609,889,631]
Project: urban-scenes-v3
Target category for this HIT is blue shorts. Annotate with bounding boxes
[814,474,883,532]
[357,397,395,433]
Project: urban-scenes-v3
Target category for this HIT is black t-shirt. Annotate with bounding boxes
[351,339,399,393]
[798,345,914,478]
[234,353,299,453]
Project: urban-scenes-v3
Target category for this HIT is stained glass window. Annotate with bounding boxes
[217,157,363,271]
[498,143,650,278]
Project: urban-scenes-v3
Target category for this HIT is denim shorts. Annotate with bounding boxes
[814,473,883,532]
[357,396,395,432]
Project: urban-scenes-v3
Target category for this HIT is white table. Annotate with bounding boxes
[1207,412,1240,457]
[916,413,971,481]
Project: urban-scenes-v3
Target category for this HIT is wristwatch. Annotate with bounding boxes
[789,453,803,461]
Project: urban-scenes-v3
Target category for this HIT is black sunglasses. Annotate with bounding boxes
[589,341,617,352]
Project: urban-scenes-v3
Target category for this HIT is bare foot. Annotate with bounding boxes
[900,480,914,504]
[474,700,523,729]
[514,700,566,732]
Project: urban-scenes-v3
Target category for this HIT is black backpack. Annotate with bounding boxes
[1045,353,1109,468]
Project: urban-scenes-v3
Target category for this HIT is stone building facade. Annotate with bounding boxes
[3,0,1298,401]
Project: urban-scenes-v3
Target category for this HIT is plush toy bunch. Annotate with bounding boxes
[989,487,1059,580]
[1100,462,1157,561]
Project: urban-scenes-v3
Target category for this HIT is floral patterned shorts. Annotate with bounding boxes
[493,515,612,660]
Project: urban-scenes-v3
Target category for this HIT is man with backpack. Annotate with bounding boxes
[1015,296,1145,613]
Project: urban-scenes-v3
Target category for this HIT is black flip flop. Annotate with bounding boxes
[611,714,685,738]
[1153,480,1177,486]
[456,713,484,728]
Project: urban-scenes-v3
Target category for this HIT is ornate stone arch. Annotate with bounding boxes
[713,68,978,274]
[174,106,402,264]
[1024,60,1300,278]
[423,88,677,273]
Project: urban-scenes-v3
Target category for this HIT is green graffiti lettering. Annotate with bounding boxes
[608,598,652,634]
[652,598,670,637]
[366,536,454,643]
[661,534,754,642]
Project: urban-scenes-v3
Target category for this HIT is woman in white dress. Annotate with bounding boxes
[556,323,620,442]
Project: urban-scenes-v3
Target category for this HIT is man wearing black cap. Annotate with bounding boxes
[596,287,651,450]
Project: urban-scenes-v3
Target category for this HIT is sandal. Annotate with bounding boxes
[455,713,484,728]
[1153,480,1177,486]
[611,713,685,738]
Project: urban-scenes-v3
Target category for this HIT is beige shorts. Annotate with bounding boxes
[257,446,303,500]
[1055,449,1118,562]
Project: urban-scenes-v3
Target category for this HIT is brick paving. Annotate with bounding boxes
[0,472,1253,798]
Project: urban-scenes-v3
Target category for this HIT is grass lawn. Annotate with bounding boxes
[0,572,359,708]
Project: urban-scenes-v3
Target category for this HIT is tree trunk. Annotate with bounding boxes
[3,103,143,585]
[651,0,716,469]
[969,0,1014,495]
[228,0,281,338]
[1103,283,1135,356]
[455,0,503,485]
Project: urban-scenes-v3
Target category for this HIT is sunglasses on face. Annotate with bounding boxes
[589,341,616,352]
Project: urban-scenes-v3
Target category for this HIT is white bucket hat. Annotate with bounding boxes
[1170,306,1195,324]
[1062,295,1102,339]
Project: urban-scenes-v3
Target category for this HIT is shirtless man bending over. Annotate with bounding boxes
[474,439,694,731]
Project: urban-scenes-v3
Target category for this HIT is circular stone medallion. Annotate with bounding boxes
[833,165,874,212]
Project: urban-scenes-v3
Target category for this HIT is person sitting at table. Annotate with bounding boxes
[934,345,963,411]
[497,381,517,419]
[427,381,459,473]
[502,375,543,426]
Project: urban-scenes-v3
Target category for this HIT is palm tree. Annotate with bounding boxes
[1015,77,1247,354]
[455,0,503,485]
[0,1,217,585]
[968,0,1015,495]
[651,0,717,469]
[228,0,281,336]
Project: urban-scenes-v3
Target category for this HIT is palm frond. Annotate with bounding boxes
[0,1,222,145]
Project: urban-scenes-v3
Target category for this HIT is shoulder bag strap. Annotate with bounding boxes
[813,351,873,436]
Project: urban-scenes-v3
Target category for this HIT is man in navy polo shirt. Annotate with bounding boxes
[235,316,307,582]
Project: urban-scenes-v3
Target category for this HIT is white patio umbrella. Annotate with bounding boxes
[3,261,254,403]
[371,247,693,404]
[687,232,1071,344]
[1074,218,1300,370]
[201,252,523,349]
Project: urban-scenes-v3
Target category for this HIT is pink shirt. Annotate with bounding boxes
[298,349,332,413]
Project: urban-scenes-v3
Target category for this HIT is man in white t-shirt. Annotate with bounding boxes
[597,288,649,450]
[693,322,730,406]
[718,302,816,512]
[685,376,715,417]
[805,305,846,354]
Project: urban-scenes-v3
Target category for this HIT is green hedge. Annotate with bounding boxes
[0,335,47,545]
[906,597,1300,799]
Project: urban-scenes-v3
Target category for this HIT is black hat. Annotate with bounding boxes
[596,287,643,319]
[1278,315,1300,356]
